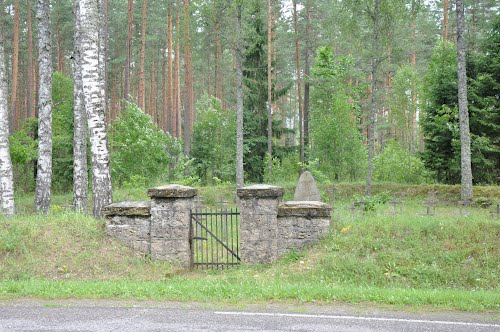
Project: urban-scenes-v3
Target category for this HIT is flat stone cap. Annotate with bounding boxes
[278,201,332,218]
[102,201,151,217]
[237,184,284,198]
[147,184,197,198]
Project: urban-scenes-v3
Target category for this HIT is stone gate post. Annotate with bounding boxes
[237,185,284,263]
[147,184,197,267]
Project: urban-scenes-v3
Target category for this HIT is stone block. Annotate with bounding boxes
[102,201,151,217]
[148,184,197,199]
[237,184,284,199]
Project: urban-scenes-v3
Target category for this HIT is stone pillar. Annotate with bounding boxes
[277,201,331,256]
[237,185,284,264]
[147,184,197,266]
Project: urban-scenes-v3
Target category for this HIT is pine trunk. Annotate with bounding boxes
[72,0,88,212]
[183,0,193,157]
[235,2,244,188]
[11,0,19,133]
[456,0,473,201]
[366,0,379,196]
[124,0,133,101]
[293,0,304,170]
[267,0,273,176]
[0,19,15,215]
[303,0,311,163]
[27,0,34,119]
[443,0,449,40]
[167,11,173,134]
[80,0,113,217]
[175,12,181,138]
[139,0,147,111]
[35,0,53,213]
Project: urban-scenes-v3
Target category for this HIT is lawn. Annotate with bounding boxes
[1,185,499,311]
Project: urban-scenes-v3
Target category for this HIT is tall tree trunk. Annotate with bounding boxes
[10,0,19,133]
[57,30,65,73]
[0,14,15,215]
[292,0,304,170]
[183,0,194,157]
[139,0,147,111]
[175,12,181,138]
[410,5,417,152]
[267,0,272,176]
[303,0,311,164]
[443,0,449,40]
[161,48,167,130]
[27,0,34,119]
[167,11,173,134]
[35,0,53,213]
[72,0,88,212]
[99,0,108,122]
[456,0,473,201]
[235,1,244,188]
[124,0,133,101]
[366,0,379,196]
[80,0,113,217]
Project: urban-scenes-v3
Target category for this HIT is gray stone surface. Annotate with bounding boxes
[149,196,194,266]
[102,201,151,217]
[238,186,284,264]
[105,214,151,255]
[278,201,332,218]
[237,185,284,199]
[148,184,197,199]
[293,171,321,201]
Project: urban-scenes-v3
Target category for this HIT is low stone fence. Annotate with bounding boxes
[237,185,331,263]
[103,184,331,267]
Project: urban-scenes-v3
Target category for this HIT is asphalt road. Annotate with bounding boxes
[0,300,499,332]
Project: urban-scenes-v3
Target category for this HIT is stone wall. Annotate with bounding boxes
[277,201,331,256]
[103,185,196,267]
[102,201,151,255]
[104,184,331,267]
[237,185,332,264]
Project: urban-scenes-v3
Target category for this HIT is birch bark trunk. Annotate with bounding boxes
[34,0,53,214]
[72,0,88,212]
[0,20,15,215]
[79,0,112,217]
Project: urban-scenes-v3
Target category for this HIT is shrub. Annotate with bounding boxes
[109,103,182,187]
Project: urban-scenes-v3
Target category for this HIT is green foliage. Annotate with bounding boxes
[353,191,392,212]
[310,47,367,182]
[9,118,38,192]
[9,118,38,165]
[109,103,182,187]
[191,95,235,185]
[389,65,421,151]
[263,153,299,184]
[422,35,500,185]
[52,72,75,192]
[374,140,432,184]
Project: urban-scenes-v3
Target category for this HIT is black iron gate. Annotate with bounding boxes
[190,208,240,269]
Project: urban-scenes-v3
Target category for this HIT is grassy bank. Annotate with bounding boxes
[1,200,499,311]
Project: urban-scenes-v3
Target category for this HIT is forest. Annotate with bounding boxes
[0,0,498,217]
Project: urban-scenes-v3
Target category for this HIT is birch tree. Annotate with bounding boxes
[72,0,88,212]
[0,16,15,216]
[79,0,112,217]
[34,0,53,214]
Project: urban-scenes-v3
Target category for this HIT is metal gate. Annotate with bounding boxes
[190,208,240,269]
